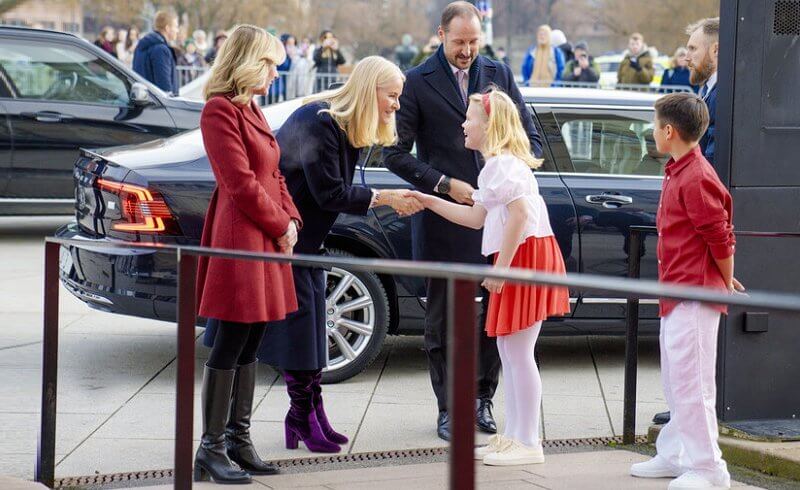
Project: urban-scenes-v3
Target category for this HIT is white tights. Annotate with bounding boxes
[496,322,542,447]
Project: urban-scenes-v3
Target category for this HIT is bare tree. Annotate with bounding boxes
[0,0,29,15]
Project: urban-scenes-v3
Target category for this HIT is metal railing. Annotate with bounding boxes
[36,236,800,489]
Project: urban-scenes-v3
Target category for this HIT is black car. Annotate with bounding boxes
[0,26,203,215]
[57,87,667,383]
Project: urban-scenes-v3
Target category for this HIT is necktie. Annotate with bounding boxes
[457,70,468,104]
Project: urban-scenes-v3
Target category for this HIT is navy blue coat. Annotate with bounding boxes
[384,46,543,263]
[660,66,698,92]
[133,31,179,95]
[276,101,373,254]
[700,84,718,166]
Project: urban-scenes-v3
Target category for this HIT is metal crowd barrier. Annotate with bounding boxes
[36,236,800,489]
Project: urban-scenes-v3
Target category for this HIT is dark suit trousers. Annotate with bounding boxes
[425,277,500,412]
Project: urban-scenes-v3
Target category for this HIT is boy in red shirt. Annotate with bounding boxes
[630,93,744,489]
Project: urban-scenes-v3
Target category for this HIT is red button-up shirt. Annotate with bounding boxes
[657,146,735,317]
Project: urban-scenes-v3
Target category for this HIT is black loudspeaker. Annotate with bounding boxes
[716,0,800,425]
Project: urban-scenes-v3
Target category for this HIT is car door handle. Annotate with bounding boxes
[20,111,74,123]
[585,193,634,208]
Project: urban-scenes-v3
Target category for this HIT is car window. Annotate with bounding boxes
[0,39,131,106]
[556,113,666,176]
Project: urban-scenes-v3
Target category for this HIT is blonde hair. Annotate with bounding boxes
[203,25,286,106]
[468,88,543,169]
[304,56,405,148]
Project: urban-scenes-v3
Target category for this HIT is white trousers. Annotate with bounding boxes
[656,302,730,485]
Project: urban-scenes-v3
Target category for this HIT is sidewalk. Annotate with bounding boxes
[134,448,762,489]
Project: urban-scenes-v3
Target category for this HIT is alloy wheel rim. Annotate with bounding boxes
[324,267,376,373]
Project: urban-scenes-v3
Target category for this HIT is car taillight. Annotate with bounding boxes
[95,179,177,233]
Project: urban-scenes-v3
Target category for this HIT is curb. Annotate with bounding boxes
[648,424,800,482]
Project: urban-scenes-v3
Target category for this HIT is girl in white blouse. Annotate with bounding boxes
[411,88,570,466]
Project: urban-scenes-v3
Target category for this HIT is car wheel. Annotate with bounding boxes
[321,248,390,384]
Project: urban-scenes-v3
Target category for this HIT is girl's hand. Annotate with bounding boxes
[408,190,434,208]
[482,277,505,294]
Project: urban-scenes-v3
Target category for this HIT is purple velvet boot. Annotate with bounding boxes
[283,370,340,453]
[310,370,349,444]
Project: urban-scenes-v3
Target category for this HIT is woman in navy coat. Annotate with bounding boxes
[205,56,422,453]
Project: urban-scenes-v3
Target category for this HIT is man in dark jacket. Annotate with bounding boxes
[561,42,600,83]
[384,1,543,442]
[133,10,180,95]
[687,17,720,166]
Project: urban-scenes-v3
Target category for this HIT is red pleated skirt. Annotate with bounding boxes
[486,235,571,337]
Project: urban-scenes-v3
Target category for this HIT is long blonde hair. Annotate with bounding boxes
[203,25,286,106]
[469,88,543,169]
[304,56,405,148]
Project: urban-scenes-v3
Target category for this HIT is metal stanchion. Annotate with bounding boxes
[174,251,197,489]
[622,229,644,445]
[448,278,477,490]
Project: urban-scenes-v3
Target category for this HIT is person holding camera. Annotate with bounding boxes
[561,42,600,84]
[313,30,346,92]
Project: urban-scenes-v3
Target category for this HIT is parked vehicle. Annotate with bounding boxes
[57,87,667,383]
[0,27,203,215]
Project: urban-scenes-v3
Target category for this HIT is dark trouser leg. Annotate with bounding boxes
[477,284,501,401]
[424,277,448,412]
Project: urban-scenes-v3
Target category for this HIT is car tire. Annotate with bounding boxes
[321,248,390,384]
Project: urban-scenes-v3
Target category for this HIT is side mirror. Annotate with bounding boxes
[130,82,152,106]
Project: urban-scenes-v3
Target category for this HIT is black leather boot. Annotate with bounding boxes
[194,364,251,484]
[226,361,279,475]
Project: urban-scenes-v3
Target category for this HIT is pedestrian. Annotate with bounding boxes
[313,30,346,92]
[94,26,117,58]
[521,25,566,87]
[267,34,294,104]
[411,87,570,465]
[661,47,697,93]
[205,57,422,454]
[132,11,180,95]
[616,32,655,85]
[686,17,720,165]
[550,29,574,63]
[395,33,419,71]
[629,92,739,490]
[178,41,205,84]
[384,0,543,442]
[495,46,510,65]
[120,26,139,67]
[205,31,229,65]
[411,35,441,67]
[561,41,600,83]
[194,24,298,484]
[286,37,314,99]
[193,29,209,57]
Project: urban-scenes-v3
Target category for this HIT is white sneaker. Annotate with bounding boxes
[482,440,545,466]
[630,456,684,478]
[474,434,512,460]
[668,471,730,489]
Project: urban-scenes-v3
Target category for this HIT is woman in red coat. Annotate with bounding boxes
[194,25,301,484]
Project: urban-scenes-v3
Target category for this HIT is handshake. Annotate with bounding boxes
[376,189,427,217]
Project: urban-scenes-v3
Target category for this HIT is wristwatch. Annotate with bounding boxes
[436,176,452,194]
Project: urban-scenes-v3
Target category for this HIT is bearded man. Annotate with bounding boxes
[686,17,720,165]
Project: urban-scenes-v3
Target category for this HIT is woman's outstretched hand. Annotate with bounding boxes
[379,189,425,217]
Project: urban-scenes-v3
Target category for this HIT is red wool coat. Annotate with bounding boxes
[196,95,302,323]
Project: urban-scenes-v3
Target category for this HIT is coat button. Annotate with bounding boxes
[414,172,422,179]
[273,170,280,178]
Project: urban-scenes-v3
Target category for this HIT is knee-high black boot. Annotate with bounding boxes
[194,365,251,484]
[226,361,279,475]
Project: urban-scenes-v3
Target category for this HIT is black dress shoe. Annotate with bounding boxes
[437,411,451,441]
[652,411,671,425]
[476,398,497,434]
